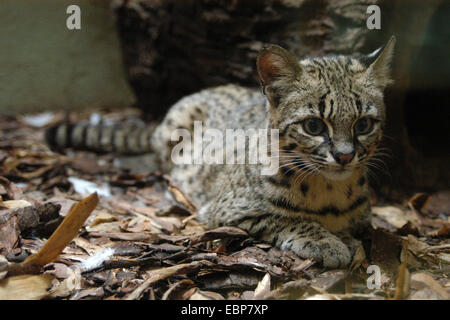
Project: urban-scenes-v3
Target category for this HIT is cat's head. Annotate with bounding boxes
[257,37,395,181]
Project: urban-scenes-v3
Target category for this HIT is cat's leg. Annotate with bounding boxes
[235,214,352,269]
[334,232,361,257]
[334,207,372,256]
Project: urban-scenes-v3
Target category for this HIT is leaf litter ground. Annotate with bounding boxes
[0,110,448,300]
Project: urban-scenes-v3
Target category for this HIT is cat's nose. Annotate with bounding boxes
[332,151,355,166]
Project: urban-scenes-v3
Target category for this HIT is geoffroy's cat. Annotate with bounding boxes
[47,37,395,268]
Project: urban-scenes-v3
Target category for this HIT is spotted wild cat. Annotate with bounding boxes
[47,37,396,268]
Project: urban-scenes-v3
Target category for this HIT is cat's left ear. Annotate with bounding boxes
[257,45,301,107]
[362,36,396,88]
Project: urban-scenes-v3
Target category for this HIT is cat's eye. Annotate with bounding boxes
[354,117,374,135]
[303,118,326,136]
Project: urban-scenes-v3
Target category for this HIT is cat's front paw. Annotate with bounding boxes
[292,236,351,269]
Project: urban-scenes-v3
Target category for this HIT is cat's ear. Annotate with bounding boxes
[362,36,396,88]
[257,45,301,107]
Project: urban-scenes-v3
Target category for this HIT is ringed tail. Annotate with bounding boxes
[45,122,156,154]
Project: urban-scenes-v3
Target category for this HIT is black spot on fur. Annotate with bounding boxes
[267,176,290,188]
[283,143,298,151]
[270,196,369,216]
[356,100,362,113]
[280,166,294,177]
[253,226,267,238]
[347,185,353,199]
[272,235,279,245]
[300,183,309,196]
[358,176,366,186]
[269,197,301,212]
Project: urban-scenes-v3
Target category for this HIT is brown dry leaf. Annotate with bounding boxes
[111,201,182,234]
[264,279,310,300]
[305,293,382,300]
[48,268,82,298]
[5,193,98,276]
[0,177,23,200]
[402,234,450,267]
[409,272,449,300]
[119,216,165,234]
[72,237,104,256]
[372,206,419,229]
[166,176,197,213]
[191,226,248,244]
[188,288,225,300]
[416,190,450,219]
[72,287,105,300]
[408,193,430,213]
[0,255,8,280]
[0,274,54,300]
[88,211,117,228]
[45,263,73,279]
[425,219,450,237]
[212,247,291,278]
[199,271,261,291]
[0,200,32,210]
[310,270,346,292]
[0,215,20,256]
[46,196,77,217]
[162,279,195,300]
[252,273,271,299]
[392,257,410,300]
[349,243,366,273]
[132,206,183,234]
[126,260,210,300]
[88,221,122,233]
[88,231,161,242]
[407,192,450,235]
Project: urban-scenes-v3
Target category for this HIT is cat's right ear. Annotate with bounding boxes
[361,36,396,88]
[257,45,301,107]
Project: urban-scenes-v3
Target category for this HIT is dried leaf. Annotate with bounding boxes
[126,261,210,300]
[372,206,418,229]
[310,270,346,292]
[48,268,82,298]
[263,279,309,300]
[0,200,32,210]
[192,226,248,244]
[349,243,366,273]
[392,258,410,300]
[5,193,98,276]
[189,288,224,300]
[162,279,195,300]
[166,176,197,213]
[253,273,271,299]
[409,272,449,300]
[0,274,54,300]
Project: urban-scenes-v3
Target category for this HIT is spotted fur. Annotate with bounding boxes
[47,37,395,268]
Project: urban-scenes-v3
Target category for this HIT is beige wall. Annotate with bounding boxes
[0,0,135,115]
